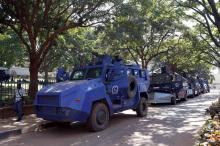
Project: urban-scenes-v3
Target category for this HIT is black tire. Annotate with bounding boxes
[198,90,201,95]
[183,91,188,101]
[195,90,199,96]
[171,95,176,105]
[208,89,210,93]
[191,93,195,98]
[191,90,195,98]
[127,75,138,99]
[87,103,109,132]
[136,98,148,117]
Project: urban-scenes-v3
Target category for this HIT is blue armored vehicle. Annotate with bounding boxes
[148,72,188,105]
[35,55,150,131]
[197,77,210,94]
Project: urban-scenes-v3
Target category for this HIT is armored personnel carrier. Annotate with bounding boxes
[35,55,150,131]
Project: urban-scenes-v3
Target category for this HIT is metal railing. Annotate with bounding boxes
[0,80,55,107]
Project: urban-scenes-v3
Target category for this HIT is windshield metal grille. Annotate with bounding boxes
[37,95,60,106]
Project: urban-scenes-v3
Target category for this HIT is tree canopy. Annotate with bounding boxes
[175,0,220,67]
[0,0,122,97]
[0,0,217,97]
[0,30,26,67]
[96,0,184,68]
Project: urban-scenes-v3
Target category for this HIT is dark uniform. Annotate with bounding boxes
[14,83,24,121]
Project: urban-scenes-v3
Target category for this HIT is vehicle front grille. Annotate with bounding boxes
[37,95,60,106]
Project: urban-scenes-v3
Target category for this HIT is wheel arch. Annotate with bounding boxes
[91,98,113,116]
[140,92,149,100]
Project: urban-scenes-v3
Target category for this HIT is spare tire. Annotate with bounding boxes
[127,75,138,99]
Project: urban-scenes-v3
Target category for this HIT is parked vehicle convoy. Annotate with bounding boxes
[187,77,202,96]
[187,77,196,97]
[198,78,210,93]
[181,73,195,97]
[35,55,150,131]
[148,72,188,105]
[203,80,210,93]
[185,77,195,98]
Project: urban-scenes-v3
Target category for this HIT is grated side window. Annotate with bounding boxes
[140,70,146,78]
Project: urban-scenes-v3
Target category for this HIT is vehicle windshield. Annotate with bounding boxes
[70,67,102,80]
[151,74,172,84]
[151,73,184,84]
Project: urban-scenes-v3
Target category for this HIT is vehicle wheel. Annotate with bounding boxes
[136,98,148,117]
[191,90,195,98]
[87,103,109,132]
[183,91,188,101]
[191,93,195,98]
[171,95,176,105]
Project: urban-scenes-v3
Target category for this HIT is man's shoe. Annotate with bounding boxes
[16,118,21,122]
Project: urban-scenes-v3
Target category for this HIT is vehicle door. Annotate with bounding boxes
[105,67,128,106]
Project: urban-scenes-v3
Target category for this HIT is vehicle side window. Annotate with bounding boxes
[183,81,188,88]
[127,69,132,76]
[72,71,84,80]
[134,70,139,77]
[140,70,146,78]
[86,68,102,78]
[107,69,125,81]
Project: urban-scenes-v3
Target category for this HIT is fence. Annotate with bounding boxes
[0,80,55,107]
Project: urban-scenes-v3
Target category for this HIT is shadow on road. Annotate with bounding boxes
[35,93,215,146]
[0,91,219,146]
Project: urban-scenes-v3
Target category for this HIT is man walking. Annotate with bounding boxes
[14,82,24,121]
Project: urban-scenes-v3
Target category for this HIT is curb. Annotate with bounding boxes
[0,129,21,140]
[0,121,51,141]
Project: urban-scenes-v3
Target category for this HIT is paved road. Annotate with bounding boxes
[0,90,219,146]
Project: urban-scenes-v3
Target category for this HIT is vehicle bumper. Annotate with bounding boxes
[148,92,173,104]
[35,106,89,123]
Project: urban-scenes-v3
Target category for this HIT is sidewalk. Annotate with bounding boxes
[0,114,48,140]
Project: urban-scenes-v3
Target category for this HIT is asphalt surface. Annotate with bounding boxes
[0,90,219,146]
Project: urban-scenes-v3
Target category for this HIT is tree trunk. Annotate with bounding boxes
[44,66,49,83]
[140,56,146,69]
[41,54,49,83]
[144,60,149,69]
[28,61,39,99]
[141,58,149,69]
[141,58,145,69]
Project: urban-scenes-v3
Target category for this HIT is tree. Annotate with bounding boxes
[0,0,121,98]
[175,0,220,67]
[99,0,182,68]
[40,28,96,82]
[0,29,26,67]
[160,32,213,81]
